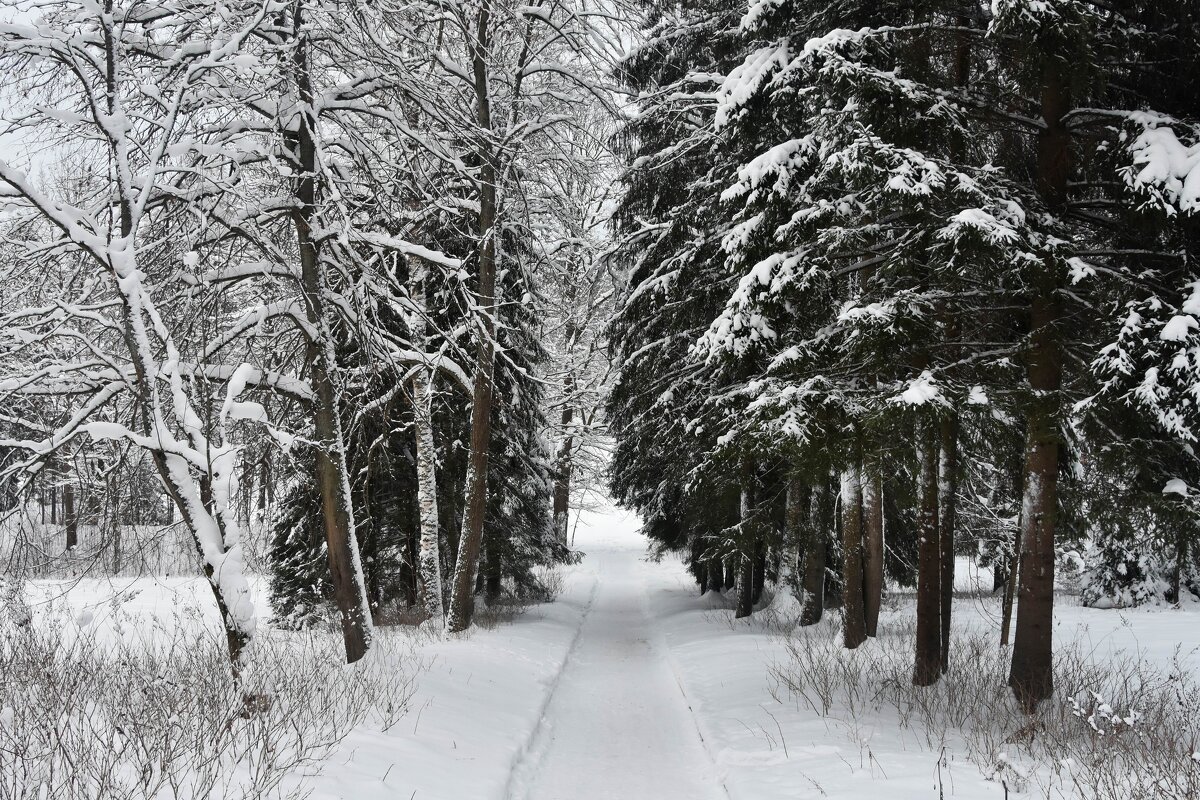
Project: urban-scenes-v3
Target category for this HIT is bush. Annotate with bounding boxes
[0,612,418,799]
[1079,538,1200,608]
[775,616,1200,799]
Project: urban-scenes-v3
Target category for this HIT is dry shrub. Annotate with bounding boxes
[0,612,419,800]
[774,615,1200,799]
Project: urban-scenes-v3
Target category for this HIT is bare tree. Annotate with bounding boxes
[0,0,281,676]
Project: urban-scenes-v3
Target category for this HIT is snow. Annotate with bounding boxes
[899,370,941,406]
[1067,257,1096,284]
[1125,121,1200,212]
[715,45,791,129]
[1160,314,1198,342]
[1163,477,1190,496]
[14,503,1200,798]
[740,0,783,32]
[939,207,1022,245]
[511,511,725,800]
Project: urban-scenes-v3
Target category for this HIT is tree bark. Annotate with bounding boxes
[1000,520,1021,647]
[1009,56,1068,713]
[446,2,500,633]
[1008,289,1060,709]
[784,477,808,602]
[410,262,445,626]
[735,477,756,619]
[801,480,828,626]
[484,536,503,605]
[735,554,754,618]
[862,467,884,637]
[938,415,958,669]
[553,369,575,545]
[751,541,766,605]
[257,455,272,511]
[412,368,443,620]
[196,475,249,681]
[707,558,724,593]
[63,480,78,552]
[291,5,373,661]
[993,555,1008,593]
[913,420,943,685]
[841,468,867,648]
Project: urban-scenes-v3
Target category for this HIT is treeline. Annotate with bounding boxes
[607,0,1200,710]
[0,0,616,674]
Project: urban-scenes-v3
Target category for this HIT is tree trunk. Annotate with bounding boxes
[751,541,766,605]
[413,358,444,622]
[194,475,250,681]
[411,264,445,626]
[1000,519,1021,647]
[257,455,272,511]
[735,555,754,617]
[1009,56,1068,713]
[484,537,502,605]
[446,3,500,633]
[913,420,943,685]
[87,6,257,681]
[1170,529,1187,604]
[862,467,884,637]
[1008,290,1060,709]
[938,415,958,669]
[238,451,253,529]
[708,558,724,593]
[735,478,756,619]
[291,7,372,661]
[553,370,575,545]
[841,468,867,648]
[784,477,808,601]
[801,480,828,626]
[64,480,78,552]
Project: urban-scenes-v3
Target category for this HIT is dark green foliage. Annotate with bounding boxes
[269,223,567,623]
[480,253,572,602]
[609,0,1200,665]
[268,468,331,628]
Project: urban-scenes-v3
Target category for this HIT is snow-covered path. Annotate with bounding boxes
[27,500,1198,799]
[509,511,728,800]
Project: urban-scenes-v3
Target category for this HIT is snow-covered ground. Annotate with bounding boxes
[12,502,1199,798]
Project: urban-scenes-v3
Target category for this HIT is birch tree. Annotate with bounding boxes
[0,0,280,677]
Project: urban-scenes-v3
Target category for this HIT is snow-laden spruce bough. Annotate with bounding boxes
[1,0,1199,797]
[608,0,1200,718]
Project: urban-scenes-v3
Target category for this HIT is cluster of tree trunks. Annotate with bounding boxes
[723,431,963,687]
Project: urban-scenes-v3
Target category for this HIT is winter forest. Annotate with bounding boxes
[0,0,1199,797]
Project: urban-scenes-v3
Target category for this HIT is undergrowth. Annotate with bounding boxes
[774,614,1200,799]
[0,608,419,800]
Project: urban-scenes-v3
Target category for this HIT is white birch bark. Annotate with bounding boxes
[410,262,445,625]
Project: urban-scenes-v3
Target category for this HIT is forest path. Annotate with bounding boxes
[507,510,729,800]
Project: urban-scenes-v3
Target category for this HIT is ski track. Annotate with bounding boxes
[507,524,729,800]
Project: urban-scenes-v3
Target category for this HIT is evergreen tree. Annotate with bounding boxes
[611,0,1200,711]
[607,0,751,594]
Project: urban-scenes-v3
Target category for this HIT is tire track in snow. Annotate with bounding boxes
[501,571,601,800]
[638,570,735,800]
[507,539,729,800]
